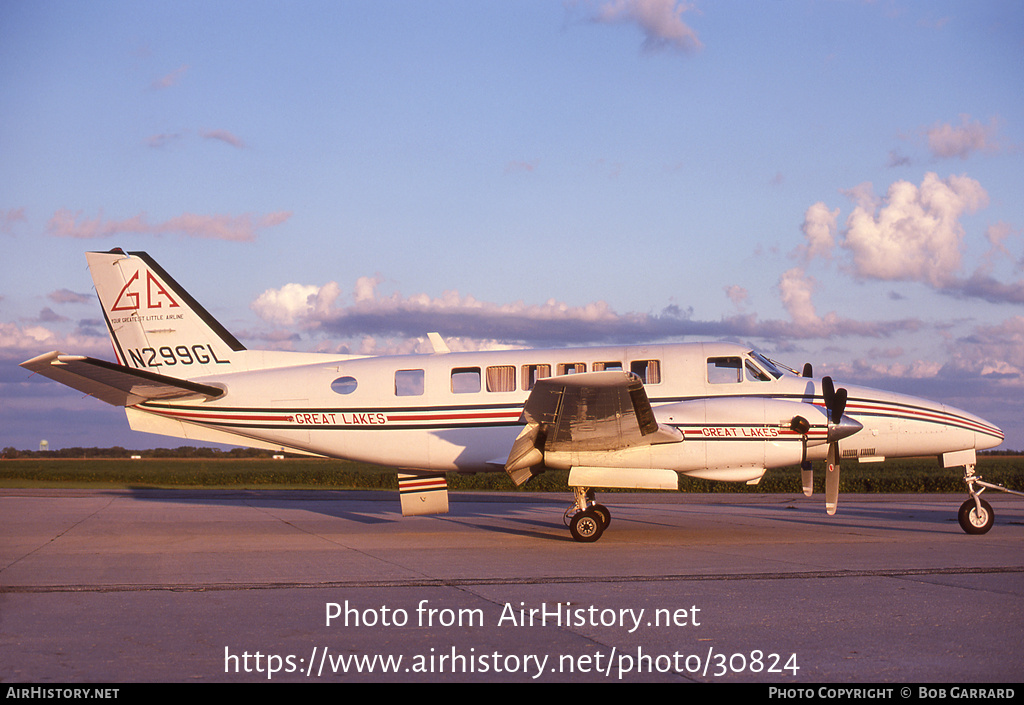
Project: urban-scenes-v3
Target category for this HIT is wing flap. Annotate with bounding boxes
[505,371,681,483]
[521,370,670,450]
[21,351,225,407]
[568,466,679,491]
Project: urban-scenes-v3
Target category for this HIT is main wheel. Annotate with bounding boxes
[958,498,994,535]
[591,503,611,529]
[569,509,604,543]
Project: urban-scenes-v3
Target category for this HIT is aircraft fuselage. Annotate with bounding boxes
[124,340,1003,483]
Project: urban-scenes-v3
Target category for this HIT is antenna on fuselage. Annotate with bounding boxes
[427,332,450,354]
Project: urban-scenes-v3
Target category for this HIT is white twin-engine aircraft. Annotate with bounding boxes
[22,249,1010,542]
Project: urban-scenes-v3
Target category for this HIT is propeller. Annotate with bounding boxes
[789,415,814,497]
[821,376,860,515]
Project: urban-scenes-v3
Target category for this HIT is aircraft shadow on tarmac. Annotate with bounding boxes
[119,487,570,536]
[114,487,1014,541]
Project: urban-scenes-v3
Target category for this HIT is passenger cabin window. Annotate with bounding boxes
[593,361,622,371]
[631,359,661,384]
[558,363,586,375]
[486,365,516,392]
[707,357,742,384]
[522,364,550,390]
[331,376,358,395]
[451,367,481,394]
[395,369,425,396]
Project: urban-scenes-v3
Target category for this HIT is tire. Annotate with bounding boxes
[591,503,611,529]
[958,498,994,535]
[569,509,604,543]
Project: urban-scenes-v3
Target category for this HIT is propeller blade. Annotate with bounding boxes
[825,442,840,515]
[821,377,855,515]
[802,362,813,378]
[821,376,847,424]
[801,460,813,497]
[822,376,835,409]
[833,387,847,424]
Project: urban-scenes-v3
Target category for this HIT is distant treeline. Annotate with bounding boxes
[1,446,289,460]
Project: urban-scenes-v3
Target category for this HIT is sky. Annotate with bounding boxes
[2,0,1023,452]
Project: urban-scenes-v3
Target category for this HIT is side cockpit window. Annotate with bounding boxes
[707,357,742,384]
[708,356,774,384]
[745,360,771,382]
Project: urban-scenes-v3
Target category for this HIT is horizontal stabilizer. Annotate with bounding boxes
[20,351,225,407]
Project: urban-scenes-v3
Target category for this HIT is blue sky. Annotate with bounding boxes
[2,0,1023,451]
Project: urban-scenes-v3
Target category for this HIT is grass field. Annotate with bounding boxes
[1,455,1021,494]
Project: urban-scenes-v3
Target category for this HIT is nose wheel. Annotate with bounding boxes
[958,497,994,535]
[958,463,1024,535]
[564,487,611,542]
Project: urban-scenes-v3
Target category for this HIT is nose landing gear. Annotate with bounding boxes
[958,463,1024,535]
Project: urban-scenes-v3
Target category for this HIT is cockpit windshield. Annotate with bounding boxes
[749,351,785,379]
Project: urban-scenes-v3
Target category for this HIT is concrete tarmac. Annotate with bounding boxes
[1,488,1022,683]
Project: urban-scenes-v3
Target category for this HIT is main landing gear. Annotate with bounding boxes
[958,463,1024,535]
[564,487,610,542]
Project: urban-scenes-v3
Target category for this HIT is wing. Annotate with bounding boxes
[21,351,225,407]
[504,370,681,486]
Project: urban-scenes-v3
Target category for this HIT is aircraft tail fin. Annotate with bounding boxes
[86,249,245,377]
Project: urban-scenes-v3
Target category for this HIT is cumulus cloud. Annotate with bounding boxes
[47,209,292,242]
[724,284,748,309]
[841,172,988,288]
[590,0,703,54]
[798,173,1024,304]
[981,221,1018,272]
[926,115,1001,160]
[948,316,1024,383]
[251,283,326,325]
[778,268,818,326]
[799,202,839,262]
[0,321,109,364]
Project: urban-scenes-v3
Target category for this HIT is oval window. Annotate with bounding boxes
[331,376,358,395]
